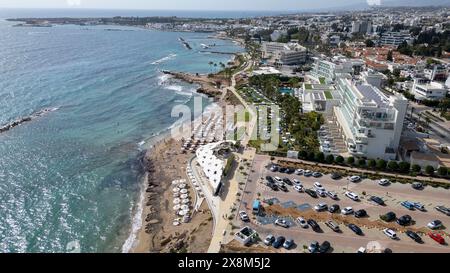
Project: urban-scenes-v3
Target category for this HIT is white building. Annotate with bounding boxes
[379,31,412,46]
[424,65,448,82]
[310,57,364,83]
[411,79,448,101]
[333,77,408,160]
[262,42,308,66]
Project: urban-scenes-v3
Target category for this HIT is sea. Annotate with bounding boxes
[0,9,244,253]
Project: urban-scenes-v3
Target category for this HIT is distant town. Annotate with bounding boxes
[9,5,450,254]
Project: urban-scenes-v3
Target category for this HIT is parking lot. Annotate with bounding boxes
[237,154,450,253]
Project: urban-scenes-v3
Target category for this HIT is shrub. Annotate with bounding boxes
[438,167,448,177]
[368,159,376,169]
[387,161,399,171]
[411,164,421,173]
[425,165,435,176]
[347,156,355,165]
[307,151,315,161]
[398,162,411,173]
[358,159,367,168]
[376,159,387,170]
[335,156,345,165]
[325,154,335,164]
[298,150,307,159]
[315,152,325,163]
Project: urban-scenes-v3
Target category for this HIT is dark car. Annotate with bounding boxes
[319,241,331,253]
[369,196,385,206]
[268,183,278,191]
[305,189,318,198]
[272,236,286,249]
[283,178,293,186]
[355,209,368,218]
[286,168,295,174]
[397,215,413,226]
[329,204,340,213]
[331,172,342,180]
[406,230,422,243]
[307,219,321,232]
[279,167,287,173]
[380,212,396,222]
[412,182,424,190]
[435,206,450,216]
[308,241,320,253]
[277,184,288,192]
[312,172,323,178]
[266,176,274,183]
[348,224,363,235]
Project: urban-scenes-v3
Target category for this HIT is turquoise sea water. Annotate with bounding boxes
[0,19,243,252]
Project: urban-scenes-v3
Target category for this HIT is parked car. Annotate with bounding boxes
[369,196,385,206]
[319,241,331,253]
[325,221,340,232]
[326,191,338,200]
[345,191,359,201]
[283,239,294,250]
[286,168,295,174]
[305,189,318,198]
[269,165,279,172]
[348,224,363,235]
[314,203,328,212]
[263,235,275,246]
[314,182,324,190]
[427,220,443,230]
[239,211,250,222]
[435,206,450,216]
[349,176,361,182]
[383,229,398,240]
[296,217,308,228]
[282,178,293,186]
[316,188,327,197]
[304,170,313,177]
[355,209,368,218]
[378,179,390,186]
[331,172,342,180]
[380,212,396,222]
[312,172,323,178]
[401,201,415,210]
[266,176,274,183]
[272,236,286,248]
[294,185,304,192]
[268,183,278,191]
[412,182,424,190]
[406,230,422,243]
[275,219,289,228]
[357,247,366,253]
[274,176,283,183]
[307,219,321,232]
[308,241,320,253]
[329,204,340,213]
[293,179,302,186]
[341,207,354,215]
[279,167,287,173]
[277,183,288,192]
[397,215,412,226]
[413,202,426,211]
[295,169,304,175]
[429,233,445,245]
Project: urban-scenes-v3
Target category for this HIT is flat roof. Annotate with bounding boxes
[356,84,389,107]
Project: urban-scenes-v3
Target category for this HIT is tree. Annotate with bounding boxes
[358,159,367,168]
[387,50,393,62]
[411,164,421,173]
[368,159,376,169]
[307,151,315,161]
[425,165,435,176]
[387,161,399,171]
[376,159,387,170]
[335,156,345,165]
[347,156,355,165]
[325,154,335,164]
[399,162,411,173]
[365,39,375,47]
[438,167,448,177]
[298,150,307,159]
[315,152,325,163]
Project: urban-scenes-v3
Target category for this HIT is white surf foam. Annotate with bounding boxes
[121,184,145,253]
[151,53,177,65]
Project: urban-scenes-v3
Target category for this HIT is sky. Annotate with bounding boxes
[0,0,379,11]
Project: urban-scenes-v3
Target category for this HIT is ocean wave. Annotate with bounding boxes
[164,85,195,97]
[150,53,177,65]
[121,185,145,253]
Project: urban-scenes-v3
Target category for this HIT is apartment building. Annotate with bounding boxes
[379,31,412,46]
[333,77,408,160]
[310,57,364,83]
[262,42,308,65]
[411,78,448,101]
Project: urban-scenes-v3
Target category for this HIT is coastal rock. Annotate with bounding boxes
[147,219,160,225]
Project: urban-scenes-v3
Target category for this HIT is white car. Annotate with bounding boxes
[383,228,398,240]
[345,191,360,201]
[293,179,302,186]
[326,191,338,200]
[275,219,289,228]
[314,203,328,212]
[304,170,313,177]
[263,234,275,246]
[379,179,390,186]
[341,207,354,215]
[314,182,324,190]
[316,188,327,197]
[349,176,361,182]
[427,220,443,230]
[274,176,283,183]
[296,217,308,228]
[295,169,304,175]
[294,185,304,192]
[239,211,250,222]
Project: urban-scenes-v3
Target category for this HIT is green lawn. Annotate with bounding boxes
[305,84,312,89]
[324,90,333,100]
[319,77,326,84]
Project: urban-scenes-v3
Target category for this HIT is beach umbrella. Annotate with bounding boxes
[180,194,189,199]
[173,198,181,204]
[181,199,190,204]
[181,205,189,211]
[173,205,181,211]
[178,184,187,189]
[178,210,187,216]
[173,192,180,197]
[172,188,180,193]
[173,221,180,226]
[180,189,188,194]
